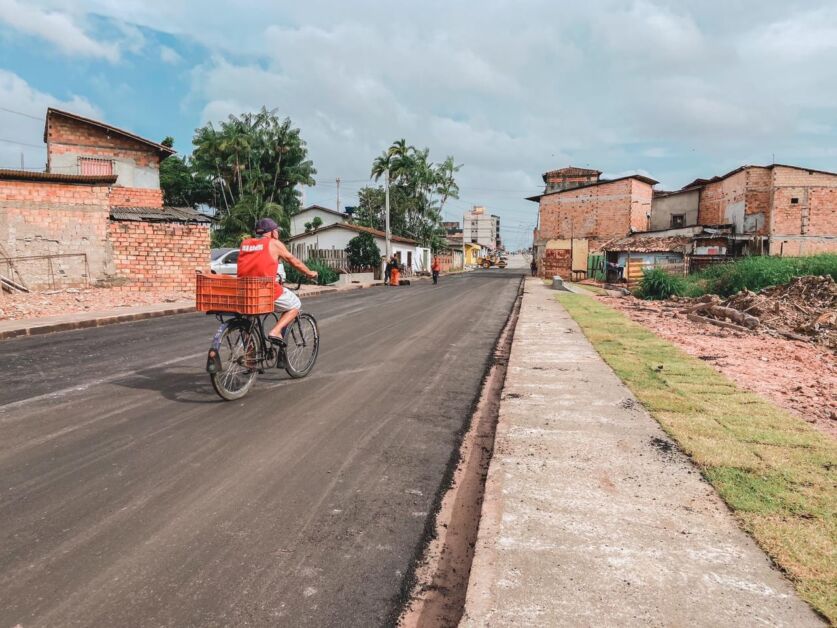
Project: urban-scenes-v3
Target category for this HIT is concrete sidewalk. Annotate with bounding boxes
[0,281,382,340]
[461,278,821,627]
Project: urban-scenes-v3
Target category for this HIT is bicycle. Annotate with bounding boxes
[204,279,320,401]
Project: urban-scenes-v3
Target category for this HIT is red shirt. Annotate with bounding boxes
[431,258,441,271]
[237,237,284,299]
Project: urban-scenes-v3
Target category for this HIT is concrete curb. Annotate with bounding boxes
[0,281,387,341]
[0,305,198,340]
[460,278,820,626]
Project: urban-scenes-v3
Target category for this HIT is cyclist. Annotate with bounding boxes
[238,217,317,345]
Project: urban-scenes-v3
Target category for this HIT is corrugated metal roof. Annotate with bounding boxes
[0,168,117,184]
[109,206,213,223]
[601,234,691,253]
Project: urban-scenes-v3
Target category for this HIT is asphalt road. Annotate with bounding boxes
[0,270,522,627]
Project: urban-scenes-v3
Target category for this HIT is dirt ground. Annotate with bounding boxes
[0,287,192,321]
[599,295,837,438]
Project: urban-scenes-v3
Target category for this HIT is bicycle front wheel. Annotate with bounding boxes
[211,323,260,400]
[284,313,319,379]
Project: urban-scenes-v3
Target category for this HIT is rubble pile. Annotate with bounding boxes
[673,275,837,349]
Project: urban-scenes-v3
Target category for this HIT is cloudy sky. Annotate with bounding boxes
[1,1,836,249]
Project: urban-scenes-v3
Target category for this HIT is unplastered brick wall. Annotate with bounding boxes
[541,248,571,279]
[0,179,114,288]
[537,178,652,242]
[630,179,653,232]
[108,221,210,292]
[772,166,837,240]
[47,115,161,170]
[46,113,165,192]
[697,169,749,226]
[109,186,164,208]
[771,238,837,256]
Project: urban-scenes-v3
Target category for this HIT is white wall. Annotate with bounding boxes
[414,246,431,271]
[289,228,423,276]
[50,152,160,189]
[288,228,355,257]
[290,209,346,236]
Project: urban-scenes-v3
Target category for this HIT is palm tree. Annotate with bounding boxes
[435,156,462,213]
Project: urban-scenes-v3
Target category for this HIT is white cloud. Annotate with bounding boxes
[9,0,837,250]
[159,45,182,64]
[0,70,101,170]
[741,5,837,60]
[0,0,119,61]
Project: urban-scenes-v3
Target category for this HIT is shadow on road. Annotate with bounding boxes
[113,363,289,404]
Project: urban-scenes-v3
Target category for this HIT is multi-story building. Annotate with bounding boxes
[463,206,500,251]
[528,167,657,278]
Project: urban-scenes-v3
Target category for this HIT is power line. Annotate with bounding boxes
[0,137,46,149]
[0,107,43,121]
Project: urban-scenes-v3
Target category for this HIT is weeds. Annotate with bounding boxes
[637,254,837,299]
[285,258,339,285]
[635,268,687,299]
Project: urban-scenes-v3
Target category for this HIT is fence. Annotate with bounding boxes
[288,246,381,279]
[625,258,686,287]
[0,253,90,291]
[586,254,606,281]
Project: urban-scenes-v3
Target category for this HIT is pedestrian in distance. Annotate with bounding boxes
[384,255,398,285]
[384,257,392,285]
[530,258,538,277]
[431,255,441,285]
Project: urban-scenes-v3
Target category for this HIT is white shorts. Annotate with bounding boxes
[274,288,301,312]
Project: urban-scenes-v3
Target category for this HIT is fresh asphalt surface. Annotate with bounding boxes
[0,270,522,627]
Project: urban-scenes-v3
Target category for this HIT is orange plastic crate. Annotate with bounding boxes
[196,274,275,314]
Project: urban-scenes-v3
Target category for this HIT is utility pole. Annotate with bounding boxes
[384,169,391,259]
[336,177,341,213]
[20,152,24,170]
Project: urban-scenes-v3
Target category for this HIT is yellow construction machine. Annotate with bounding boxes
[477,254,507,269]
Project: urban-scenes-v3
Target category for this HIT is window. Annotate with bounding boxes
[79,157,113,176]
[670,214,685,228]
[791,197,799,204]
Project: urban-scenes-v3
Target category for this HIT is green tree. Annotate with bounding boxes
[159,154,212,207]
[190,107,316,246]
[158,136,212,207]
[345,233,382,269]
[361,139,461,248]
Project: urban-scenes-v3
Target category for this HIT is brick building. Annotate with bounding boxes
[542,166,602,193]
[681,164,837,256]
[529,168,657,279]
[0,109,210,292]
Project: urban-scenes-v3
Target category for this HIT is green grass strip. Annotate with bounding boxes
[556,292,837,622]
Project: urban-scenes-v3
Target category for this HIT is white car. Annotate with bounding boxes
[210,248,286,282]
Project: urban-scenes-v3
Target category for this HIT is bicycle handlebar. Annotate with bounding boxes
[294,274,318,291]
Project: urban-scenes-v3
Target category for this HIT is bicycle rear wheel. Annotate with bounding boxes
[284,313,319,378]
[211,323,260,400]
